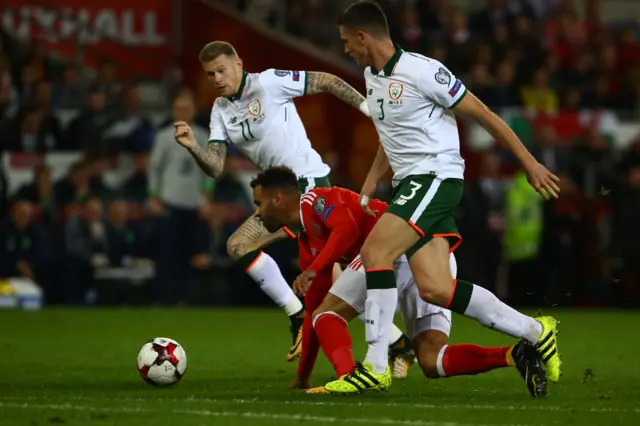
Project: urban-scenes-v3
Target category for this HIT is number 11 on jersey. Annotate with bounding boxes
[240,119,255,141]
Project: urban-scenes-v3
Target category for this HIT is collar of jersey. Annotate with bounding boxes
[227,71,248,101]
[371,44,404,77]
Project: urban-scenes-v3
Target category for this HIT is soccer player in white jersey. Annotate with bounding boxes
[324,0,562,394]
[173,40,415,366]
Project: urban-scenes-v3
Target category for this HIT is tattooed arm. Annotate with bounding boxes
[187,142,227,179]
[306,72,368,114]
[174,121,227,178]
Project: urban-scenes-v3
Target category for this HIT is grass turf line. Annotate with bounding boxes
[1,308,639,426]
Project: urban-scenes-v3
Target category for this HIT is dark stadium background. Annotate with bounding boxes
[1,0,639,309]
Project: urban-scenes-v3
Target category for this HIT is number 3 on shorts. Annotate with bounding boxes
[394,181,422,206]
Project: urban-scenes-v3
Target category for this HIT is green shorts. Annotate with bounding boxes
[385,174,463,259]
[283,175,332,238]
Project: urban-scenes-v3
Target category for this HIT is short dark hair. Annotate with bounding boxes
[250,167,299,192]
[338,0,389,36]
[199,41,238,63]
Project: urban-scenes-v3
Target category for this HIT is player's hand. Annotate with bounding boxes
[293,269,316,296]
[359,194,379,217]
[174,121,196,150]
[16,260,35,280]
[198,201,214,220]
[149,197,164,215]
[359,181,378,217]
[524,161,561,200]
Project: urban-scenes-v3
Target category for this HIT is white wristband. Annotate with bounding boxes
[359,100,370,117]
[360,195,370,207]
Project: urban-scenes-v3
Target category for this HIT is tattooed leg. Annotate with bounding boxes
[226,214,289,260]
[227,214,304,331]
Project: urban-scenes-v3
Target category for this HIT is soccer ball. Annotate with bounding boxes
[137,337,187,386]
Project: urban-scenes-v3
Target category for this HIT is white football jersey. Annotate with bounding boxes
[364,48,467,182]
[208,69,330,179]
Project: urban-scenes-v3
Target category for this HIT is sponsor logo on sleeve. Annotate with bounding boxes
[323,205,334,221]
[449,79,462,97]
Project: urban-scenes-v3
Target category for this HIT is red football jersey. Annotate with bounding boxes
[298,187,388,274]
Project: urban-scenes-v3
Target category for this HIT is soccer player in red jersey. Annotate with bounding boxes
[250,166,545,396]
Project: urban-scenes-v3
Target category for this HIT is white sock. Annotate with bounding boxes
[246,252,302,316]
[463,283,543,344]
[356,313,404,345]
[363,288,398,374]
[388,321,403,345]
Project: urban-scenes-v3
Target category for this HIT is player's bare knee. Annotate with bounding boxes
[312,310,344,328]
[417,351,440,379]
[417,287,450,307]
[416,336,447,379]
[311,307,330,321]
[360,240,392,268]
[415,276,450,305]
[412,256,455,306]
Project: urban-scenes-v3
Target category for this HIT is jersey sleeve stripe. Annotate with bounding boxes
[449,88,468,109]
[303,71,309,96]
[208,139,228,145]
[301,193,317,205]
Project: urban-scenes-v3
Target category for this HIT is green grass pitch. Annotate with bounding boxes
[1,308,639,425]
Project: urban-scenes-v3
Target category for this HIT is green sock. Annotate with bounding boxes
[235,249,262,271]
[446,279,474,315]
[365,269,396,289]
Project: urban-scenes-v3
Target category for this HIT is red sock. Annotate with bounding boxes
[296,312,320,378]
[296,276,331,379]
[314,313,354,377]
[439,344,513,377]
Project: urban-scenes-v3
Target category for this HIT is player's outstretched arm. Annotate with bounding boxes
[306,206,359,275]
[452,93,560,199]
[188,142,227,179]
[360,143,389,215]
[175,121,228,178]
[306,72,369,116]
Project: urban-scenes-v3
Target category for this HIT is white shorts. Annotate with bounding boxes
[330,254,456,339]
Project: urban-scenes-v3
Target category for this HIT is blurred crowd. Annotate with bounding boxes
[225,0,640,305]
[1,0,640,307]
[230,0,640,117]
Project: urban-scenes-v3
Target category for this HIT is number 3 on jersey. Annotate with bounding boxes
[376,98,385,120]
[240,119,255,141]
[394,181,422,205]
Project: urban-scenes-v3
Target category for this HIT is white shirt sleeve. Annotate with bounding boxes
[259,68,307,103]
[208,102,229,144]
[417,61,467,109]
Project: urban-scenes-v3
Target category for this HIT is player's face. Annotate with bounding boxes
[252,186,287,233]
[202,54,243,97]
[339,26,371,67]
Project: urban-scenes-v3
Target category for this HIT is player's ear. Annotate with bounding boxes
[357,30,367,43]
[236,57,243,71]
